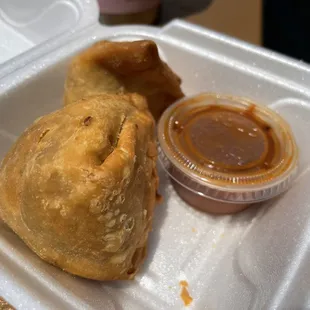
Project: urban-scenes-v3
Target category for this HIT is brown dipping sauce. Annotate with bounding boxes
[158,94,298,214]
[171,105,279,175]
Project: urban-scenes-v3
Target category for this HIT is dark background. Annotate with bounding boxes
[264,0,310,63]
[159,0,310,63]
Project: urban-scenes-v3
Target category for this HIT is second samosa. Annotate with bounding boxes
[64,40,184,120]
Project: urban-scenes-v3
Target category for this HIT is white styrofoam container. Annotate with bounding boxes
[1,1,310,310]
[0,0,98,77]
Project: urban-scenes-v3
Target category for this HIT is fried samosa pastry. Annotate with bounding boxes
[0,93,158,280]
[64,40,184,120]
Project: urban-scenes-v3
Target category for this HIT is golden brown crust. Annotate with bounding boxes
[0,93,157,280]
[0,297,15,310]
[64,40,184,120]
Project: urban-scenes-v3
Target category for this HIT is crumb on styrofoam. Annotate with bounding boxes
[179,280,193,306]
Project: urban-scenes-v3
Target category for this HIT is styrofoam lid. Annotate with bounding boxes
[0,0,99,64]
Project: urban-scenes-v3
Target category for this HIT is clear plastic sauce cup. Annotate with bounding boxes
[157,93,299,214]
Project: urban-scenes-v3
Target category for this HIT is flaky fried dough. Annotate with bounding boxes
[64,40,184,120]
[0,93,158,280]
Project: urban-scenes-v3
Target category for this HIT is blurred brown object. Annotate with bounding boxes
[186,0,262,45]
[100,6,158,25]
[0,297,15,310]
[98,0,160,25]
